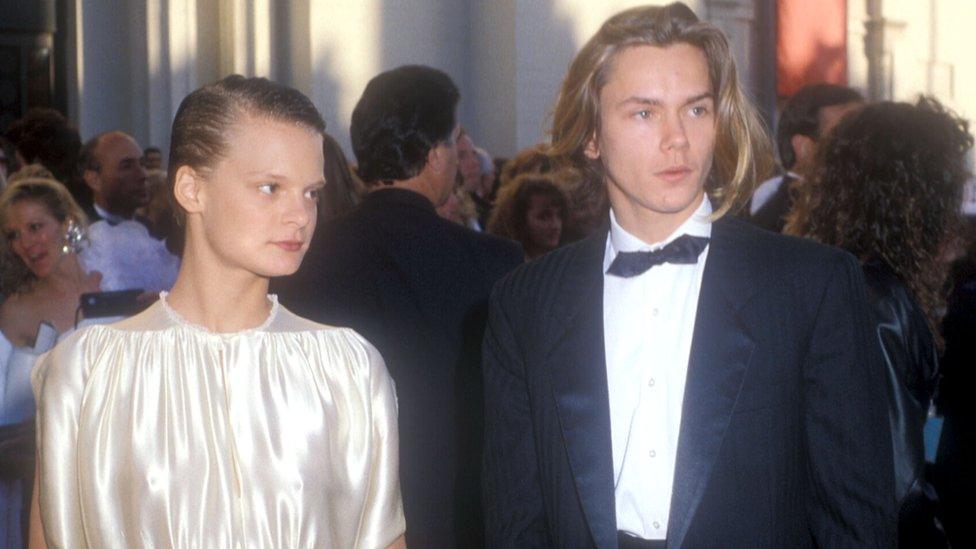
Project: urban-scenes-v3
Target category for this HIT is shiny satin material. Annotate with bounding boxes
[32,297,405,548]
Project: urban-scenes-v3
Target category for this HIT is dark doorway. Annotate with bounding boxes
[0,0,68,133]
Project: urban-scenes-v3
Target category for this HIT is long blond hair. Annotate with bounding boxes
[0,174,88,294]
[549,2,772,217]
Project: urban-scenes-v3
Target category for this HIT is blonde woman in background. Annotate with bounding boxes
[0,174,99,547]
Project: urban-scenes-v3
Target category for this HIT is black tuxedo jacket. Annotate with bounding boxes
[275,188,523,548]
[483,216,896,548]
[749,174,796,233]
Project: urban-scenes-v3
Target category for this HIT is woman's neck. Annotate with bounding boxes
[166,247,272,333]
[37,253,86,295]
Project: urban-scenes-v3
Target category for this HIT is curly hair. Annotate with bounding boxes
[786,97,973,333]
[499,144,555,190]
[487,173,568,248]
[0,175,89,294]
[350,65,460,185]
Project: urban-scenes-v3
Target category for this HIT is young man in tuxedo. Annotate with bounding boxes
[481,3,896,547]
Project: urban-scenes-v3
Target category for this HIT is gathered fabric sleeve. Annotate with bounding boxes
[350,333,405,548]
[31,328,96,549]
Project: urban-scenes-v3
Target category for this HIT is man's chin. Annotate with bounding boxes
[261,260,304,279]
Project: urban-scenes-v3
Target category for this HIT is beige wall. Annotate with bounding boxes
[850,0,976,118]
[848,0,976,209]
[104,1,976,168]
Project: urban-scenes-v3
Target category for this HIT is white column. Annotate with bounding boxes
[703,0,759,93]
[75,1,136,139]
[218,0,273,78]
[847,0,870,93]
[469,0,711,157]
[305,0,382,154]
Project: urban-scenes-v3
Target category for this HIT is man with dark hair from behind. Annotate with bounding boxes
[748,83,862,232]
[4,108,83,203]
[276,65,522,548]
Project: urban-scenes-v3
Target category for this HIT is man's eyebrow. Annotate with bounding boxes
[617,96,661,109]
[683,92,715,105]
[615,92,715,109]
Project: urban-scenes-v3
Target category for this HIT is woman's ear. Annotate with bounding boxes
[173,165,205,214]
[584,132,600,160]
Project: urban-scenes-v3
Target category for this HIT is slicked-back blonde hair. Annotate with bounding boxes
[549,2,773,217]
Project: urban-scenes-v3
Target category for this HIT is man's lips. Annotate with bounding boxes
[656,166,693,182]
[272,240,304,252]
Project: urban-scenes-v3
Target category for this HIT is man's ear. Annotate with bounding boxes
[584,132,600,160]
[173,165,205,214]
[791,134,815,167]
[82,168,100,193]
[427,143,447,174]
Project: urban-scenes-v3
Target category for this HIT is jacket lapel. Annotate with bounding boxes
[547,229,619,548]
[666,218,759,548]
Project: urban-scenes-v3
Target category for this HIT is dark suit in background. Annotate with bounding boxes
[482,216,896,547]
[936,274,976,547]
[277,187,522,548]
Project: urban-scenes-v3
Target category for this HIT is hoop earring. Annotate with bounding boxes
[61,219,86,255]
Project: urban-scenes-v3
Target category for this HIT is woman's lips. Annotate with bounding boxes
[273,240,304,252]
[23,250,49,273]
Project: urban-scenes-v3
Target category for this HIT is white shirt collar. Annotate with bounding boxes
[748,171,803,215]
[93,203,126,225]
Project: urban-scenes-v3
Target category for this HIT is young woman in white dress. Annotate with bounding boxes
[29,75,406,548]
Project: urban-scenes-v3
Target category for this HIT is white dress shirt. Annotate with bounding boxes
[80,220,180,293]
[749,171,801,215]
[603,196,711,539]
[92,203,125,225]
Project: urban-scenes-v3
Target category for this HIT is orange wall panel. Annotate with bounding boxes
[777,0,847,97]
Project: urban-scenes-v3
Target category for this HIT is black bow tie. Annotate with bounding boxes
[607,234,710,277]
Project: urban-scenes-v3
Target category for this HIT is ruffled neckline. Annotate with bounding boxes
[158,291,280,336]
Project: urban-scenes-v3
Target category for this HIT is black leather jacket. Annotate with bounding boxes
[862,259,946,546]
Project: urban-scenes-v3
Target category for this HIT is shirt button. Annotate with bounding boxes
[652,307,659,316]
[649,449,657,458]
[653,521,661,529]
[648,378,656,387]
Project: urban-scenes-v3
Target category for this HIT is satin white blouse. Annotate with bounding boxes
[31,295,404,548]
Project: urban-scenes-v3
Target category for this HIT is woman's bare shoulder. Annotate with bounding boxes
[0,293,35,345]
